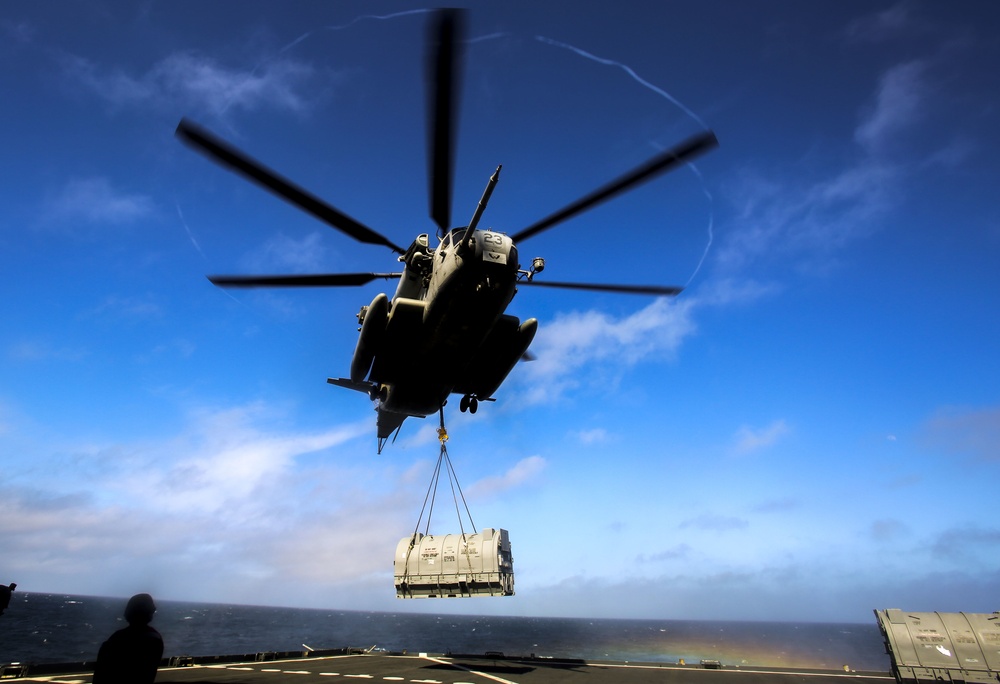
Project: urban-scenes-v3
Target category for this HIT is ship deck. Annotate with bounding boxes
[14,652,894,684]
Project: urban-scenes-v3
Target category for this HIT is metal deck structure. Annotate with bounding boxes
[874,609,1000,683]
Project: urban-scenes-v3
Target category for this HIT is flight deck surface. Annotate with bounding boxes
[18,653,893,684]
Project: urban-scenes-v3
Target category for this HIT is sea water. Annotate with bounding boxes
[0,592,889,671]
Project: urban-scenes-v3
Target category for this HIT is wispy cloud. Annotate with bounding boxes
[921,405,1000,462]
[573,427,609,445]
[466,455,545,499]
[135,338,197,364]
[43,177,155,227]
[638,543,692,563]
[1,19,35,45]
[717,56,932,276]
[931,525,1000,564]
[522,565,1000,624]
[678,513,749,532]
[62,51,321,117]
[241,231,330,273]
[81,294,164,322]
[751,497,800,514]
[844,2,917,43]
[7,340,89,363]
[854,60,926,154]
[732,419,789,456]
[870,518,909,542]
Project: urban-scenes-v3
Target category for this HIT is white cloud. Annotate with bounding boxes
[0,399,558,604]
[120,404,369,517]
[732,419,789,456]
[0,402,417,600]
[522,297,695,403]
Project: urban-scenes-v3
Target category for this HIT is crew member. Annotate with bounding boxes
[93,593,164,684]
[0,582,15,616]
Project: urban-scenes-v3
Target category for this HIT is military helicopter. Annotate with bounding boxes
[176,9,717,452]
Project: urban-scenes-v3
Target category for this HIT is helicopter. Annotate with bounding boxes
[176,9,717,452]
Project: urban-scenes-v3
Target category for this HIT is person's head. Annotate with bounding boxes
[124,593,156,625]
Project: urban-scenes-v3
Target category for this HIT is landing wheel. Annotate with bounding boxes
[459,395,470,413]
[469,397,479,414]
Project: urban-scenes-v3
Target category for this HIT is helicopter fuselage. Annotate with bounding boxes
[339,227,537,449]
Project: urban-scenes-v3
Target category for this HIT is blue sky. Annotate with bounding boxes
[2,1,999,624]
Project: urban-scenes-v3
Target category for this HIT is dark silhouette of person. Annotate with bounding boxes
[0,582,15,616]
[93,593,164,684]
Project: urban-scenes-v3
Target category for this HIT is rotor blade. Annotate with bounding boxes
[427,8,465,234]
[176,118,406,254]
[519,279,682,296]
[511,130,719,243]
[207,273,402,288]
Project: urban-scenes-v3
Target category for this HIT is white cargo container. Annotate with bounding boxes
[394,528,513,598]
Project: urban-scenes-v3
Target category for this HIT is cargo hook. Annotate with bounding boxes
[437,405,448,444]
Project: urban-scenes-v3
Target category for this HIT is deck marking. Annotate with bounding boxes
[421,656,519,684]
[596,662,894,679]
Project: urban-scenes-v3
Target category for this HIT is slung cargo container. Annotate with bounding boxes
[394,528,513,598]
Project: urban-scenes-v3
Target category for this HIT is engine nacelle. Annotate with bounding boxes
[350,293,389,382]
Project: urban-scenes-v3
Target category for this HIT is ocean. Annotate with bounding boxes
[0,592,890,671]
